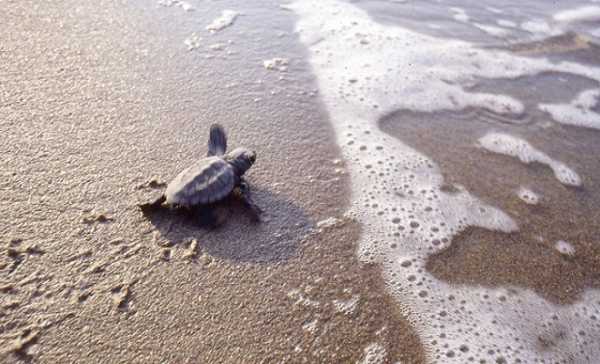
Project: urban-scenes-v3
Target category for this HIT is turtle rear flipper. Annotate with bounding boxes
[207,123,227,156]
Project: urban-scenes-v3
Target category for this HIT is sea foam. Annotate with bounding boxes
[553,6,600,23]
[540,89,600,130]
[479,132,582,187]
[206,10,239,33]
[290,0,600,362]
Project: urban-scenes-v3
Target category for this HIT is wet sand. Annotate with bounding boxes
[0,0,424,362]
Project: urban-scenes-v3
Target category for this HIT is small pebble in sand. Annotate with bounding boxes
[82,213,113,224]
[263,57,289,72]
[160,248,172,261]
[89,263,105,274]
[95,215,111,223]
[199,253,213,266]
[9,238,23,246]
[183,239,199,260]
[137,177,166,189]
[316,217,343,229]
[109,238,125,245]
[112,285,133,312]
[0,284,15,293]
[8,329,40,358]
[209,43,226,51]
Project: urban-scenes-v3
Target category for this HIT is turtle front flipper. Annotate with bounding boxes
[207,123,227,157]
[239,181,262,221]
[139,194,166,215]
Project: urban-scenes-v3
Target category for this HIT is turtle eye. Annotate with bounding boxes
[249,152,256,163]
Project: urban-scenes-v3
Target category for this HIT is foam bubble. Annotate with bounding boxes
[178,1,193,12]
[540,89,600,130]
[517,187,540,205]
[517,5,600,38]
[446,5,512,38]
[497,19,517,28]
[520,19,558,36]
[206,10,239,33]
[473,23,511,37]
[555,240,576,256]
[553,6,600,23]
[450,7,470,23]
[479,132,582,187]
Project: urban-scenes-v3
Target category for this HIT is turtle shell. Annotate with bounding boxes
[165,156,236,207]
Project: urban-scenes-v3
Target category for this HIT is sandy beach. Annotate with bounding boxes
[2,0,600,363]
[1,0,424,362]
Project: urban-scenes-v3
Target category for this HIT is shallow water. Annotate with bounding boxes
[358,0,600,43]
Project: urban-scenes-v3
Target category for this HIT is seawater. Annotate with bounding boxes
[290,0,600,362]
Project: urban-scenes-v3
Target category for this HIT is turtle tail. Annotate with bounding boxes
[207,123,227,156]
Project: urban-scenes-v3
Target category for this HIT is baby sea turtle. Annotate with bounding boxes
[140,124,261,223]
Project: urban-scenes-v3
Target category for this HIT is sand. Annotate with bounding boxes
[0,0,424,362]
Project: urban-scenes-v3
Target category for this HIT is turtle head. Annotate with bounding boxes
[225,147,256,176]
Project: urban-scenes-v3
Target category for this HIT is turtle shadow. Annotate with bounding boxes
[140,185,313,264]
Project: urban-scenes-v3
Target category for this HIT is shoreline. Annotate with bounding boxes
[3,0,600,362]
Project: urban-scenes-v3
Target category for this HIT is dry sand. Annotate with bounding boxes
[1,0,424,363]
